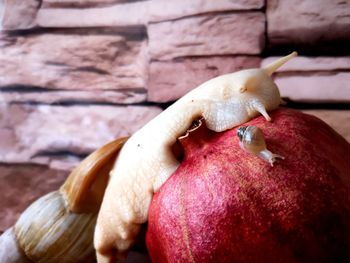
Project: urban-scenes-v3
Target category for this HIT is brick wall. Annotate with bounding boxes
[0,0,349,231]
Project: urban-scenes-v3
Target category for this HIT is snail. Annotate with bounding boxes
[237,126,284,166]
[94,52,298,262]
[0,137,127,263]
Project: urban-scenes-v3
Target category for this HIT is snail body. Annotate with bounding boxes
[237,126,284,166]
[95,52,298,262]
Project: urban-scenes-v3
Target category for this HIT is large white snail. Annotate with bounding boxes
[94,52,298,262]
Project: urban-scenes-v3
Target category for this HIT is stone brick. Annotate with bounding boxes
[262,56,350,72]
[0,104,162,168]
[0,30,148,104]
[37,2,149,27]
[148,12,265,60]
[275,73,350,103]
[42,0,132,8]
[262,56,350,102]
[148,0,264,23]
[267,0,350,50]
[148,56,261,102]
[37,0,264,28]
[0,0,41,30]
[0,90,147,105]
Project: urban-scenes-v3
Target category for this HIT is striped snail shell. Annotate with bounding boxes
[237,126,284,166]
[0,137,128,263]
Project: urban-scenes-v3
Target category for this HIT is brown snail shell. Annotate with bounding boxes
[14,191,96,263]
[0,228,31,263]
[237,126,284,166]
[0,137,128,263]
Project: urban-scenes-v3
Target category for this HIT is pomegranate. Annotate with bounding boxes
[146,108,350,263]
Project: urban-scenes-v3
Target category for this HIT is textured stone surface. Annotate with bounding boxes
[275,73,350,102]
[0,90,147,104]
[148,0,264,22]
[0,0,41,30]
[42,0,133,8]
[267,0,350,50]
[148,56,261,102]
[302,110,350,143]
[262,56,350,72]
[0,104,162,169]
[262,56,350,102]
[0,30,147,103]
[148,12,265,60]
[38,0,264,28]
[37,2,149,27]
[0,163,68,231]
[49,0,264,10]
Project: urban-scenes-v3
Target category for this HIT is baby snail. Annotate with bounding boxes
[237,126,284,167]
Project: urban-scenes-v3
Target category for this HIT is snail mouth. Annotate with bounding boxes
[178,118,204,140]
[171,118,204,162]
[239,86,247,93]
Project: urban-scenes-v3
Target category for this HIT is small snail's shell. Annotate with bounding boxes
[237,126,266,154]
[15,191,96,263]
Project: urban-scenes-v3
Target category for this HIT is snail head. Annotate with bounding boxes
[237,51,298,94]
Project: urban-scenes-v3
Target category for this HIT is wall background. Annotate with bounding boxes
[0,0,350,233]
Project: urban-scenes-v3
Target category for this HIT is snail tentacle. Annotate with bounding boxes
[258,149,285,167]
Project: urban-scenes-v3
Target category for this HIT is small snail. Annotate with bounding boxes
[237,126,284,167]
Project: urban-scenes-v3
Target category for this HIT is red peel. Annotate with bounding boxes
[146,108,350,263]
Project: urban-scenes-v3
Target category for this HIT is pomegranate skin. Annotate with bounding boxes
[146,108,350,263]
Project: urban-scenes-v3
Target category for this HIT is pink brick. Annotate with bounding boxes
[262,56,350,102]
[148,56,261,102]
[0,0,40,30]
[267,0,350,47]
[0,32,148,104]
[148,12,265,60]
[262,56,350,72]
[0,104,162,167]
[149,0,264,22]
[274,73,350,103]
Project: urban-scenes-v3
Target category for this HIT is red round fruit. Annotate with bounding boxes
[146,108,350,263]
